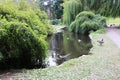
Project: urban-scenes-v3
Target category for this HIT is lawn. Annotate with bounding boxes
[107,17,120,24]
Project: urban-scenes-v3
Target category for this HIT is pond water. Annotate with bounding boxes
[46,29,92,67]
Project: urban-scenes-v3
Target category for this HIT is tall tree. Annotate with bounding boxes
[63,0,120,26]
[63,0,82,26]
[54,0,63,19]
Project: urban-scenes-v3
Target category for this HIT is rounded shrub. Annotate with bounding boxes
[0,1,52,69]
[0,22,47,69]
[69,11,106,34]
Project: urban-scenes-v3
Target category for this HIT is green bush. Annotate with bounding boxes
[69,11,106,34]
[0,3,16,21]
[0,1,52,69]
[0,22,47,69]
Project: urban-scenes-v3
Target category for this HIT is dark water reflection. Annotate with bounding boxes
[47,30,92,66]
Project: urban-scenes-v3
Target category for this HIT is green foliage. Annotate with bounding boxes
[0,1,52,69]
[96,0,120,17]
[0,2,16,21]
[81,0,120,17]
[51,19,61,25]
[63,0,82,26]
[18,1,30,11]
[69,11,106,34]
[54,0,63,19]
[63,0,120,26]
[94,28,105,34]
[0,52,3,61]
[0,22,47,68]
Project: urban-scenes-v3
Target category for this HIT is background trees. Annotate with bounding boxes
[37,0,63,19]
[68,0,120,17]
[63,0,120,34]
[63,0,120,26]
[54,0,63,19]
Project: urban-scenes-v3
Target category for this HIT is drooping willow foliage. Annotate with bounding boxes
[63,0,82,26]
[88,0,120,17]
[70,11,106,34]
[63,0,120,26]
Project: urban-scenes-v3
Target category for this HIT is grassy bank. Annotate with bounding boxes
[1,32,120,80]
[107,17,120,24]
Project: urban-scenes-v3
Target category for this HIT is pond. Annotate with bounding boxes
[46,29,92,67]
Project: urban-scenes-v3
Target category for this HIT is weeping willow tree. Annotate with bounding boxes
[63,0,82,26]
[70,11,106,34]
[98,0,120,17]
[80,0,120,17]
[63,0,120,26]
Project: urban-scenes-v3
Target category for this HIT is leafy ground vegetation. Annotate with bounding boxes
[0,1,52,69]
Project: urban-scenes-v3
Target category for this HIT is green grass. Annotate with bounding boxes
[94,28,105,34]
[1,32,120,80]
[107,17,120,24]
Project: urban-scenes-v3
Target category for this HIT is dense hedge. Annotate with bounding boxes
[69,11,106,34]
[0,1,51,69]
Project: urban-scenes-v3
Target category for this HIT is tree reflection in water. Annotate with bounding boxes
[46,30,92,67]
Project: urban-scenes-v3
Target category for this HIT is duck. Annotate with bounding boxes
[78,39,81,42]
[97,38,104,45]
